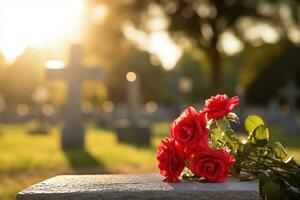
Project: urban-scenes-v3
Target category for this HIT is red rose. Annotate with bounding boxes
[170,107,208,155]
[203,94,239,119]
[157,138,185,182]
[189,148,235,183]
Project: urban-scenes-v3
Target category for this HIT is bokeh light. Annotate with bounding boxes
[126,72,137,82]
[17,104,29,116]
[102,100,114,113]
[145,101,158,113]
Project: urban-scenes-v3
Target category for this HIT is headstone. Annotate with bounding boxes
[46,44,105,149]
[16,104,30,122]
[167,71,184,117]
[279,81,300,135]
[17,174,259,200]
[266,99,281,123]
[97,100,115,129]
[143,101,159,122]
[0,94,6,134]
[28,85,51,134]
[232,84,246,132]
[116,72,151,146]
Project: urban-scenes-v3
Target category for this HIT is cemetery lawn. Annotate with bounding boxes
[0,123,299,200]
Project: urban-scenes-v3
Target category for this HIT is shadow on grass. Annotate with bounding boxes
[63,150,109,174]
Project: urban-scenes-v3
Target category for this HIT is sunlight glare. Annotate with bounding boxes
[218,32,244,56]
[90,4,108,24]
[45,60,65,69]
[123,24,182,70]
[0,0,84,62]
[148,31,182,70]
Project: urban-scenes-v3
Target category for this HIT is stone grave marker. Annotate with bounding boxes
[231,84,246,132]
[0,94,6,134]
[28,85,51,134]
[266,99,281,123]
[46,44,105,149]
[97,100,115,129]
[116,72,151,146]
[17,174,259,200]
[167,71,183,117]
[279,81,300,135]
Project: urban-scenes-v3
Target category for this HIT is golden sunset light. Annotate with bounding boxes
[1,2,300,199]
[0,0,84,62]
[45,60,65,69]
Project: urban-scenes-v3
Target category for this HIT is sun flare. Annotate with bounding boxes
[0,0,84,62]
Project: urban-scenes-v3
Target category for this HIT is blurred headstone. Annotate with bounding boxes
[279,81,300,135]
[116,72,151,146]
[46,44,105,150]
[266,99,281,123]
[143,101,159,122]
[97,100,115,128]
[0,94,6,134]
[167,71,183,117]
[232,84,246,132]
[28,85,51,134]
[16,104,30,122]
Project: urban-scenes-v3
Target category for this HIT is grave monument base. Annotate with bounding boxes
[62,121,85,150]
[116,120,151,146]
[17,174,259,200]
[28,123,49,135]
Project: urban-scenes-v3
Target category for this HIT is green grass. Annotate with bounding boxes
[0,123,168,200]
[0,122,299,200]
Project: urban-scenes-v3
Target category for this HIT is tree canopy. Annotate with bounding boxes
[121,0,300,92]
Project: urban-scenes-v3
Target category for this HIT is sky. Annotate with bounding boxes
[0,0,84,63]
[0,0,183,69]
[0,0,281,69]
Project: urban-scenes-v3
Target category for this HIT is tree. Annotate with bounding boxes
[125,0,300,92]
[84,0,168,104]
[0,48,44,104]
[175,54,209,103]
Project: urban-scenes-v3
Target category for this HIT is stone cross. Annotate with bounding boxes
[126,72,140,126]
[17,174,259,200]
[116,72,151,146]
[279,81,300,113]
[47,44,105,149]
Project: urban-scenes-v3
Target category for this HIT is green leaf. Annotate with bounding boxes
[210,128,224,144]
[242,142,254,155]
[250,125,269,147]
[230,166,241,177]
[273,142,288,161]
[244,115,264,134]
[216,118,231,131]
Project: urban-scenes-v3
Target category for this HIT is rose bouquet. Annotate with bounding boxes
[157,94,300,199]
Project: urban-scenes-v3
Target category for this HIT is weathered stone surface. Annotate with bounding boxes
[17,174,259,200]
[116,125,151,146]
